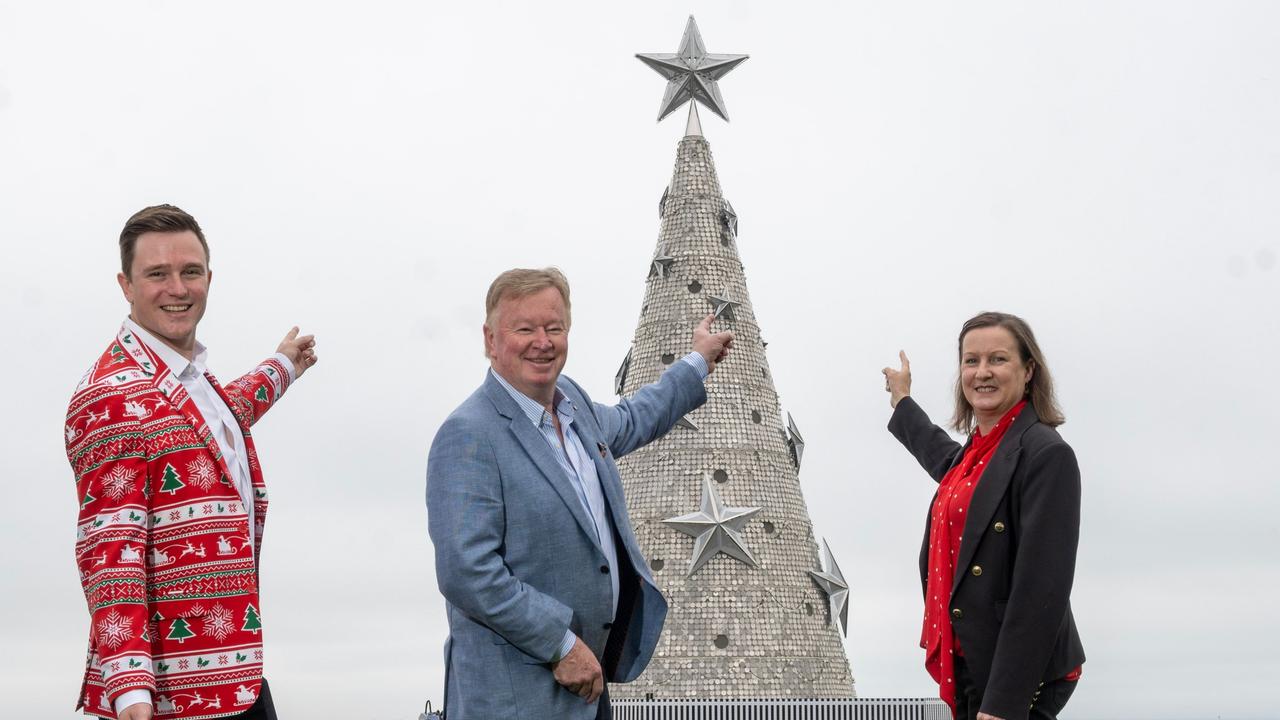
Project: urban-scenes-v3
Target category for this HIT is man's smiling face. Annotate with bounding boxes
[117,230,211,357]
[484,286,569,407]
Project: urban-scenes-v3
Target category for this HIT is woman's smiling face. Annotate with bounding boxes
[960,325,1032,431]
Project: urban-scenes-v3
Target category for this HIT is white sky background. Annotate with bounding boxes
[1,1,1277,718]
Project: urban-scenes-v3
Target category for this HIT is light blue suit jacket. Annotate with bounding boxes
[427,361,706,719]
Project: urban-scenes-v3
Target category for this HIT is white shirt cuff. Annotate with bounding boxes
[680,351,709,379]
[273,352,297,383]
[114,689,151,716]
[555,630,578,662]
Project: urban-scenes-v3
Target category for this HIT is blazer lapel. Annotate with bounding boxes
[121,326,237,491]
[570,393,658,586]
[951,406,1039,596]
[555,386,632,544]
[482,374,601,548]
[584,431,632,547]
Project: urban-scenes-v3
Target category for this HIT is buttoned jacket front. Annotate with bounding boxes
[427,361,706,720]
[66,325,292,719]
[888,397,1085,720]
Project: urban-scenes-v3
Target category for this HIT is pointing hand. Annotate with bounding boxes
[276,327,318,379]
[882,350,911,408]
[692,314,734,374]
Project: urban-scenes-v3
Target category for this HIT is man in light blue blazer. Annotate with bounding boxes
[427,267,733,720]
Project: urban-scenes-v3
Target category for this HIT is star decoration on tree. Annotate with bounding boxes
[659,186,670,218]
[614,348,632,396]
[808,539,850,637]
[637,16,748,122]
[663,474,762,576]
[650,251,677,279]
[675,415,700,431]
[721,200,739,237]
[786,412,805,469]
[709,294,741,322]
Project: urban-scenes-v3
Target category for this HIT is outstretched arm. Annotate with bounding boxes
[884,352,964,482]
[219,327,314,427]
[594,314,729,457]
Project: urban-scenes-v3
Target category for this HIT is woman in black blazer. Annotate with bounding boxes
[883,312,1084,720]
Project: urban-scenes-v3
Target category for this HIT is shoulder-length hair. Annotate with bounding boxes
[950,311,1065,433]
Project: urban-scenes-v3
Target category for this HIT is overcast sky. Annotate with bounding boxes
[2,2,1277,719]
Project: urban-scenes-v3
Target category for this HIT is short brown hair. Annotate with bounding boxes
[119,204,209,277]
[950,311,1065,433]
[483,268,572,359]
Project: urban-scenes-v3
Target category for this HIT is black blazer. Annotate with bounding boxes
[889,397,1085,720]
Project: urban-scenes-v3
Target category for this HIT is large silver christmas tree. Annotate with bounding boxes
[611,16,855,700]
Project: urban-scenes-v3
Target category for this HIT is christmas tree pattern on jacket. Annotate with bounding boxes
[66,324,292,719]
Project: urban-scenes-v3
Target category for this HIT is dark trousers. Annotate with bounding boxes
[101,678,276,720]
[240,679,278,720]
[953,657,1076,720]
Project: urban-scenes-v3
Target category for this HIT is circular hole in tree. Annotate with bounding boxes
[751,410,762,424]
[661,353,675,365]
[713,634,729,649]
[762,521,775,534]
[688,280,702,293]
[712,469,729,484]
[804,602,814,617]
[651,558,664,572]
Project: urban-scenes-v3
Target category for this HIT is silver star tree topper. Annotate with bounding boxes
[637,16,748,122]
[808,539,850,637]
[663,474,762,576]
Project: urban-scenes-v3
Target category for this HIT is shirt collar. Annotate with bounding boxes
[489,368,573,428]
[123,317,208,380]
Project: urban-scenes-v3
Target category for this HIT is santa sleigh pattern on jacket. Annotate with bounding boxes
[67,325,290,718]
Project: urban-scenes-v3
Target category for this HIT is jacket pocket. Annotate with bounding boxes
[490,635,552,665]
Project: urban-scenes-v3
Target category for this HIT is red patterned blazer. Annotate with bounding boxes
[65,324,292,719]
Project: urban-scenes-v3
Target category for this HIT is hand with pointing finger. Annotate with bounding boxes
[692,314,734,374]
[276,326,318,379]
[882,350,911,408]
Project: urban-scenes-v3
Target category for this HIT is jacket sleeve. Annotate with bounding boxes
[886,396,965,482]
[69,395,156,707]
[218,355,294,429]
[591,359,707,458]
[426,415,574,662]
[981,440,1082,720]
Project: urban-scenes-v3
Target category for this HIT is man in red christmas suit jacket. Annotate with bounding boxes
[65,205,317,720]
